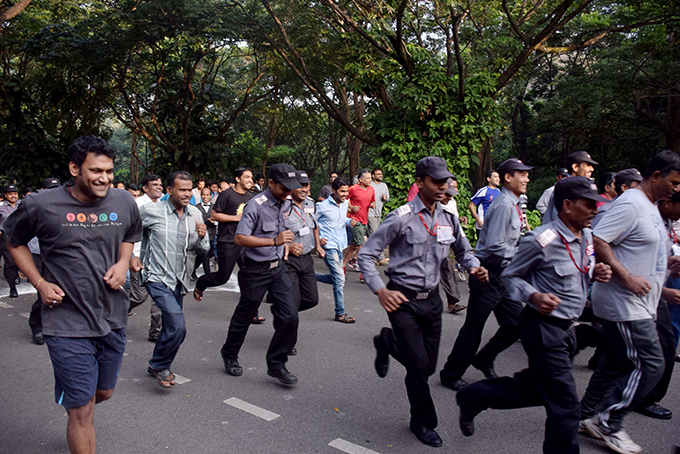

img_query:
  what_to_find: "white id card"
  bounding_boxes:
[437,225,453,242]
[299,226,310,236]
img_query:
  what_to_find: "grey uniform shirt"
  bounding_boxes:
[369,181,390,218]
[475,187,523,268]
[502,218,595,320]
[0,200,19,231]
[284,197,317,255]
[358,195,479,293]
[139,199,209,294]
[235,189,291,262]
[536,185,554,216]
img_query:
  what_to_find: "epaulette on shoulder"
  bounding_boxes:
[254,194,267,205]
[395,204,412,217]
[535,228,557,248]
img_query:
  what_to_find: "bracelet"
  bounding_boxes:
[34,277,44,290]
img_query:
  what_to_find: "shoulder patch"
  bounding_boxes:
[395,204,412,217]
[255,194,267,205]
[535,229,557,248]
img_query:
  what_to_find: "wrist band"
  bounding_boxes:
[34,277,44,290]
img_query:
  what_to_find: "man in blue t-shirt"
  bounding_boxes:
[468,170,500,230]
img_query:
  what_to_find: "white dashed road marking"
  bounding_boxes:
[0,302,14,309]
[223,397,280,421]
[328,438,380,454]
[20,312,30,319]
[173,374,191,384]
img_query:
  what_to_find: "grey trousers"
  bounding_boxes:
[439,257,460,305]
[129,270,162,338]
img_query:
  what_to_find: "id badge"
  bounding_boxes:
[588,256,595,280]
[437,225,453,243]
[672,244,680,256]
[299,226,310,236]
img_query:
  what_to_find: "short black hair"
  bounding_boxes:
[197,177,205,183]
[68,136,116,169]
[642,150,680,179]
[112,179,122,187]
[332,177,350,191]
[486,169,498,179]
[235,166,252,179]
[669,191,680,203]
[255,174,265,181]
[330,171,338,176]
[598,172,616,193]
[23,187,33,195]
[227,178,236,185]
[207,179,218,187]
[372,167,382,174]
[167,171,192,188]
[126,183,139,191]
[141,174,161,190]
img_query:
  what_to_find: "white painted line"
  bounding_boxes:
[328,438,380,454]
[173,374,191,384]
[20,312,30,319]
[0,302,14,309]
[223,397,280,421]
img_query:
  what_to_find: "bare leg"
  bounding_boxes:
[66,397,96,454]
[342,244,358,269]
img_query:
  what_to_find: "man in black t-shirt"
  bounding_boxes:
[5,136,142,454]
[194,166,254,301]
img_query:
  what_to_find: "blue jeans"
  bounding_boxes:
[316,248,346,315]
[146,282,186,371]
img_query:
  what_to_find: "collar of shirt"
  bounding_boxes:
[500,186,520,205]
[553,216,579,244]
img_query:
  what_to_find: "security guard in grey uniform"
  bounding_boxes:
[0,184,21,298]
[358,156,488,448]
[267,170,323,355]
[440,158,532,391]
[221,163,301,385]
[456,177,612,454]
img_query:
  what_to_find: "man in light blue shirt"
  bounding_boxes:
[316,177,357,323]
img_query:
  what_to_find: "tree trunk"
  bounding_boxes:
[130,133,138,184]
[472,139,493,188]
[262,115,279,179]
[666,95,680,154]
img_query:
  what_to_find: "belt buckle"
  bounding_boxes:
[269,260,279,269]
[416,291,429,300]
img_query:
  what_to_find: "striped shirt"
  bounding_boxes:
[139,199,209,293]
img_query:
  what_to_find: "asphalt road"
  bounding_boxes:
[1,259,678,454]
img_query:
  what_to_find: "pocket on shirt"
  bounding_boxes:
[262,221,277,233]
[406,229,428,256]
[555,263,579,292]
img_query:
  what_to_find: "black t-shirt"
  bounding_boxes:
[214,187,253,243]
[4,185,142,337]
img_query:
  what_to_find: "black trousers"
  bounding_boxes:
[221,261,298,370]
[268,253,319,311]
[28,254,43,334]
[457,307,579,454]
[0,233,18,292]
[196,241,242,292]
[639,300,676,407]
[377,283,443,428]
[440,267,523,381]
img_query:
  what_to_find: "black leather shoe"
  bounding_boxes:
[441,376,468,391]
[191,272,198,280]
[409,421,442,447]
[289,347,297,356]
[635,403,672,420]
[224,358,243,376]
[32,332,44,345]
[9,288,18,298]
[373,334,389,378]
[148,335,158,343]
[475,364,498,379]
[267,367,298,385]
[456,391,476,437]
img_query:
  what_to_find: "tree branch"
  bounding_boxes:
[0,0,31,23]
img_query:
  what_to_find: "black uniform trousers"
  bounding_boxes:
[0,232,18,292]
[221,259,298,370]
[377,282,443,429]
[196,241,242,293]
[267,253,319,312]
[440,265,523,381]
[457,307,580,454]
[28,254,44,334]
[638,300,676,407]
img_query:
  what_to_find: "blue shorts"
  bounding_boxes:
[45,329,126,409]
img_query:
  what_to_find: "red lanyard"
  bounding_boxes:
[515,204,526,230]
[669,229,677,244]
[419,213,438,236]
[558,233,589,274]
[291,205,306,226]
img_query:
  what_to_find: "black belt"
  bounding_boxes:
[525,306,576,330]
[387,281,439,301]
[242,257,282,270]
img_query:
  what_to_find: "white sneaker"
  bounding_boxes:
[584,419,642,454]
[579,419,601,439]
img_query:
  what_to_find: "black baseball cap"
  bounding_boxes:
[566,151,598,168]
[556,167,569,177]
[269,163,302,190]
[41,178,61,189]
[554,176,608,211]
[415,156,455,180]
[497,158,533,181]
[295,170,311,185]
[4,184,18,193]
[615,168,643,187]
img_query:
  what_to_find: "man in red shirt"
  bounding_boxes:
[343,169,375,282]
